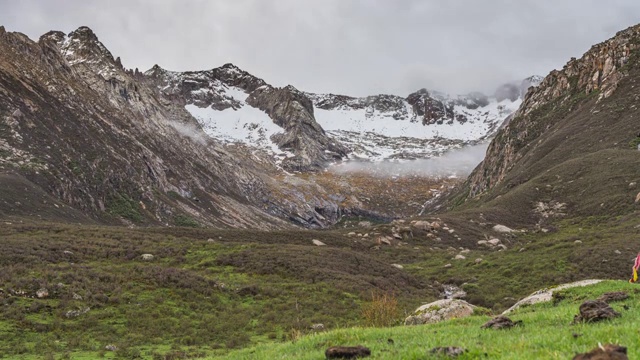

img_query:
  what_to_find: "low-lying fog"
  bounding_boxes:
[329,143,489,178]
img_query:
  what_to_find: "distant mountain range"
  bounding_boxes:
[0,24,542,228]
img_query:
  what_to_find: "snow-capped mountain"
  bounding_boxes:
[306,77,541,160]
[146,61,541,163]
[145,64,348,171]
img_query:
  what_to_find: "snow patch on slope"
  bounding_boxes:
[313,98,520,160]
[184,86,297,165]
[315,99,520,140]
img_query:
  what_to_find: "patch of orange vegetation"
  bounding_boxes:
[300,171,461,218]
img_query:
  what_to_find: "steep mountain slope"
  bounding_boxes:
[0,26,360,228]
[144,64,348,171]
[0,24,541,228]
[145,62,538,163]
[437,24,640,227]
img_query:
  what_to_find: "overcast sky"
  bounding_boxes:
[2,0,640,96]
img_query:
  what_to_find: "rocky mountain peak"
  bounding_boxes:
[465,24,640,199]
[69,26,98,41]
[39,30,66,44]
[38,26,123,80]
[516,24,640,119]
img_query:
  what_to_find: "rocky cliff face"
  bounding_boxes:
[466,24,640,198]
[144,63,348,171]
[246,85,348,170]
[0,26,354,228]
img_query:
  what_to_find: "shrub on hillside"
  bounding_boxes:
[361,291,400,327]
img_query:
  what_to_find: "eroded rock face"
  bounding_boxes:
[467,24,640,198]
[404,299,476,325]
[146,64,348,172]
[246,85,348,171]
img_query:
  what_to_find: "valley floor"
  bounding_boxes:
[0,215,637,359]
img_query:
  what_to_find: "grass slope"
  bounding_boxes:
[0,223,435,359]
[217,281,640,360]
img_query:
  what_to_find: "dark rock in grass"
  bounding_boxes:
[481,315,522,329]
[573,300,620,323]
[572,344,628,360]
[430,347,467,357]
[596,292,628,303]
[325,345,371,359]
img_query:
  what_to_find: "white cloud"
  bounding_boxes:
[2,0,640,95]
[330,143,489,178]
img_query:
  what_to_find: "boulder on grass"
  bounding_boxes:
[404,299,476,325]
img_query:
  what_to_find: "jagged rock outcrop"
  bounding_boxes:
[145,64,348,171]
[144,63,267,110]
[466,25,640,197]
[246,85,348,170]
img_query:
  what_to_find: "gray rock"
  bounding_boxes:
[493,224,514,233]
[36,288,49,299]
[412,220,432,231]
[312,239,326,246]
[430,347,466,357]
[405,299,476,325]
[65,307,90,318]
